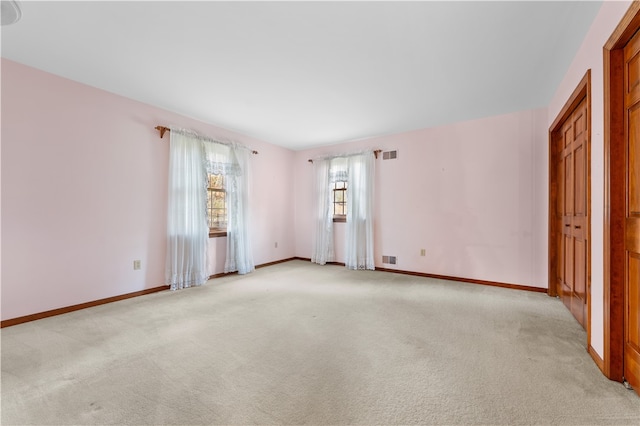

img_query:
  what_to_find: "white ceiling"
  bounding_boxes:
[1,1,603,150]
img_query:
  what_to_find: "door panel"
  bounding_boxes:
[558,100,588,329]
[628,254,639,348]
[563,233,574,301]
[573,239,587,300]
[631,105,640,214]
[626,253,640,388]
[561,120,573,304]
[623,28,640,394]
[575,145,586,216]
[557,151,565,292]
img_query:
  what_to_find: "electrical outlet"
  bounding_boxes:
[420,249,426,256]
[275,242,278,248]
[133,260,141,270]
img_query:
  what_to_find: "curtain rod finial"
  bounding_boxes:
[155,126,169,139]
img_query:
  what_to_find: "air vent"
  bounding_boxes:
[382,255,397,265]
[382,150,398,160]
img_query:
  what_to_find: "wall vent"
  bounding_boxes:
[382,150,398,160]
[382,255,397,265]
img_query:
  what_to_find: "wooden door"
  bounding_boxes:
[623,29,640,394]
[558,99,589,329]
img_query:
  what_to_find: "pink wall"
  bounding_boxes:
[294,108,549,288]
[547,0,632,360]
[3,1,628,337]
[1,58,295,321]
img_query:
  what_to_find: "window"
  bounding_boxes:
[207,174,227,236]
[333,180,347,222]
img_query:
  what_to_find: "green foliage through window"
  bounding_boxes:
[333,181,347,217]
[207,174,226,231]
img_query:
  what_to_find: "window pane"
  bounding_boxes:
[209,174,224,188]
[333,181,347,217]
[208,174,227,230]
[213,191,225,209]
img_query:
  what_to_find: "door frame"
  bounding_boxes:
[603,0,640,382]
[548,70,592,350]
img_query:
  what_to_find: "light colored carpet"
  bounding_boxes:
[1,260,638,425]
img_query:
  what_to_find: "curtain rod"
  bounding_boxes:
[308,149,381,163]
[155,126,258,155]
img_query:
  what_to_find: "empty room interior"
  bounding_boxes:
[2,1,640,425]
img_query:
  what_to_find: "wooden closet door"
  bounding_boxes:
[560,99,588,329]
[623,28,640,394]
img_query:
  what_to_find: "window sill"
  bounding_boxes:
[333,216,346,223]
[209,230,228,238]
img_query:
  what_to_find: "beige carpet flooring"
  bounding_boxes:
[2,260,639,425]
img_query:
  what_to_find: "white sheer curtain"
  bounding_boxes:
[346,152,375,270]
[311,152,375,269]
[201,140,254,274]
[166,127,255,290]
[311,158,334,265]
[224,144,254,274]
[165,129,209,290]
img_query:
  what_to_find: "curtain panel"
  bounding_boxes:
[346,152,375,270]
[224,145,254,274]
[165,130,209,290]
[311,158,335,265]
[202,141,255,275]
[311,151,375,270]
[166,128,254,290]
